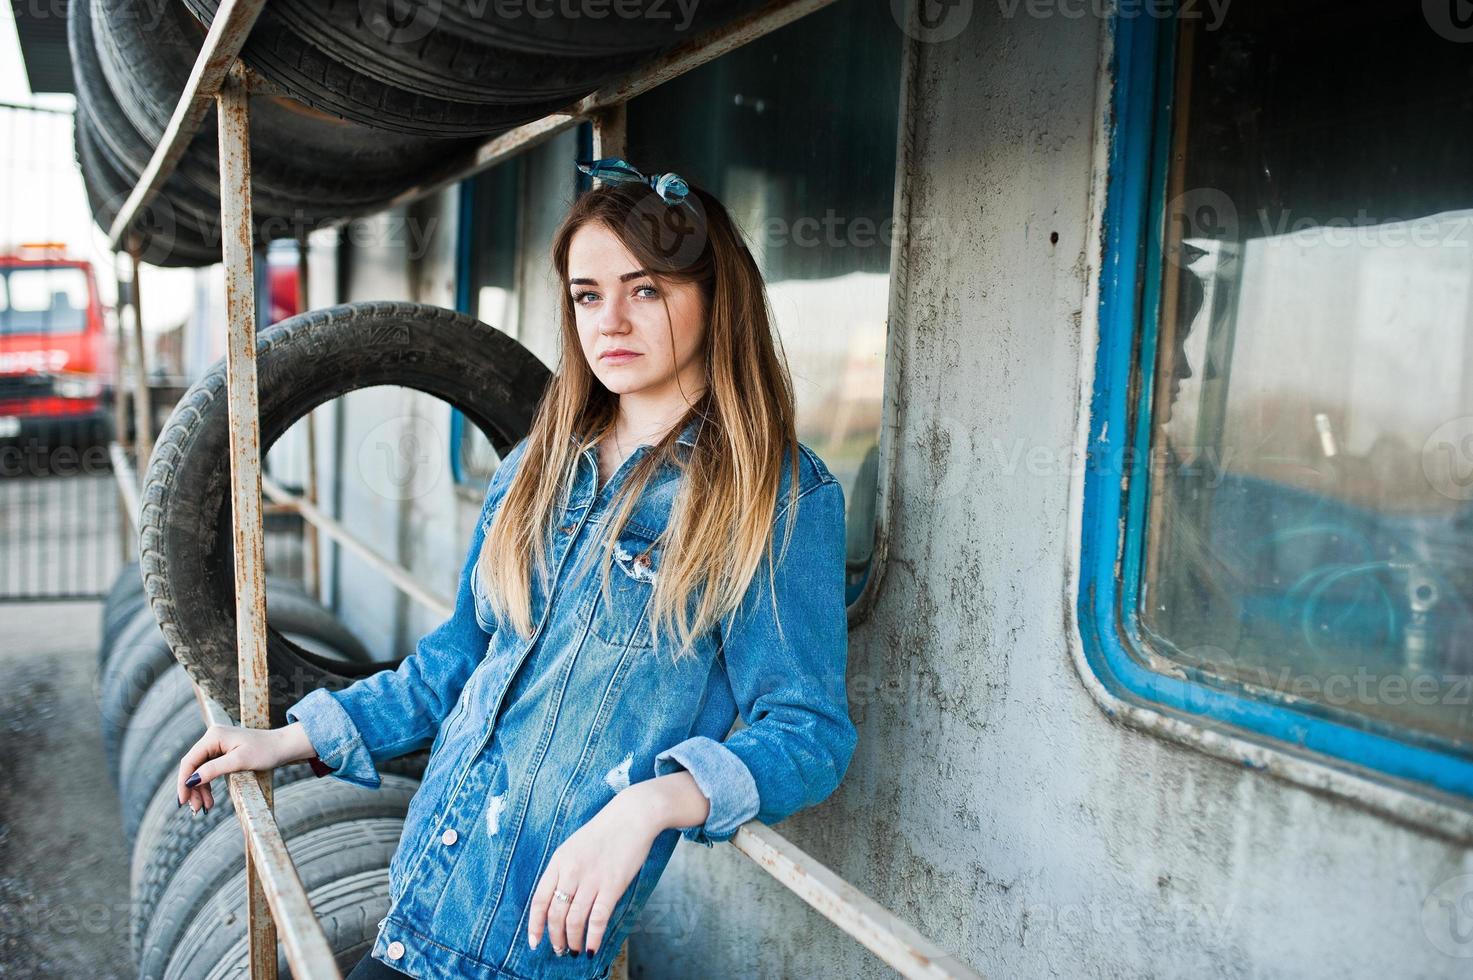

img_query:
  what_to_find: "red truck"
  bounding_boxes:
[0,243,114,445]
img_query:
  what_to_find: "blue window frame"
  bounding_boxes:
[1078,10,1473,798]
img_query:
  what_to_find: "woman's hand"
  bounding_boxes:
[175,721,318,813]
[526,771,710,957]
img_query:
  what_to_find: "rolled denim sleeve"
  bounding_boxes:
[284,437,527,789]
[654,477,857,846]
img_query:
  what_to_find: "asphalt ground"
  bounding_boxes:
[0,598,132,979]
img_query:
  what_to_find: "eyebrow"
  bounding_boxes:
[568,269,651,287]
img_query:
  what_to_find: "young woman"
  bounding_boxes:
[175,158,858,980]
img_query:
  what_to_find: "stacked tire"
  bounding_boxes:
[67,0,775,264]
[177,0,769,137]
[116,302,547,972]
[68,0,478,266]
[97,564,427,976]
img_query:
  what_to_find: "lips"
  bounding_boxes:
[600,350,641,361]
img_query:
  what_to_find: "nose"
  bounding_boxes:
[595,292,632,336]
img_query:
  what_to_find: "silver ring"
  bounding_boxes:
[553,889,571,904]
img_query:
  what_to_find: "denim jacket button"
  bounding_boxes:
[441,828,459,846]
[386,941,405,960]
[559,523,575,534]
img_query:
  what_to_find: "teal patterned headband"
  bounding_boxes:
[575,157,695,213]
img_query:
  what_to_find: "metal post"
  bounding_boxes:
[113,246,134,563]
[216,58,277,980]
[127,245,154,482]
[296,232,322,600]
[590,104,627,159]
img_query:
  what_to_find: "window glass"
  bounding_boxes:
[458,157,525,487]
[1141,3,1473,750]
[1,266,89,335]
[626,0,905,599]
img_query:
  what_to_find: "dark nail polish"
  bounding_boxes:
[185,772,201,788]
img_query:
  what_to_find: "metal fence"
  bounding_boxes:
[0,424,120,600]
[0,422,306,601]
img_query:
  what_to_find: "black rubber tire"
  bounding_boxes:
[101,583,376,786]
[68,0,237,233]
[88,0,475,213]
[175,0,767,136]
[101,590,149,657]
[100,600,161,676]
[72,104,223,268]
[137,775,418,980]
[99,612,177,784]
[162,825,402,980]
[130,761,318,961]
[129,753,427,961]
[140,301,548,726]
[182,0,662,102]
[174,0,575,137]
[101,559,145,641]
[280,871,394,976]
[72,0,351,261]
[117,666,205,844]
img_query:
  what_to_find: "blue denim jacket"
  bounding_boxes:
[284,416,857,979]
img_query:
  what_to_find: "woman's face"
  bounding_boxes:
[567,222,707,403]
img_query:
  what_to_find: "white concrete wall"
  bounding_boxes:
[323,191,493,660]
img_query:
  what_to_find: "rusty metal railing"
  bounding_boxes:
[102,0,983,974]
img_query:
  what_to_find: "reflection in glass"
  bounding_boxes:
[1142,4,1473,750]
[459,158,524,488]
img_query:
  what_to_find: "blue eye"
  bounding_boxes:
[572,285,657,305]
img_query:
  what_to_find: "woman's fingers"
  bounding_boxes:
[563,881,597,953]
[177,725,228,806]
[527,861,557,950]
[528,856,622,956]
[583,893,615,957]
[544,871,577,954]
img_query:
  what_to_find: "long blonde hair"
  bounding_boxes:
[473,178,802,661]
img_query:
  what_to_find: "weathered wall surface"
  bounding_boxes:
[632,7,1472,979]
